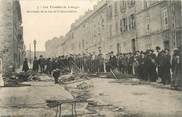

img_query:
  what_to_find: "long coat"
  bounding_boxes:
[109,56,117,70]
[172,55,182,88]
[22,60,29,72]
[33,59,39,71]
[161,54,171,84]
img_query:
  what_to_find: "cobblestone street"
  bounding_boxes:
[0,74,182,117]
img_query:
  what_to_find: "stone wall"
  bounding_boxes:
[0,0,25,74]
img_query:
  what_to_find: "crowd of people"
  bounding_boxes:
[22,46,182,89]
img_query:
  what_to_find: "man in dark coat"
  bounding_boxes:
[144,50,157,82]
[87,54,92,73]
[155,47,163,81]
[138,52,145,80]
[91,53,96,72]
[52,58,57,70]
[52,68,60,84]
[39,55,46,73]
[128,53,133,74]
[117,54,123,73]
[109,51,117,70]
[46,58,52,75]
[33,57,39,72]
[22,58,29,72]
[122,54,128,74]
[98,53,104,72]
[171,48,182,89]
[105,53,110,72]
[68,54,74,73]
[58,56,65,70]
[161,49,171,85]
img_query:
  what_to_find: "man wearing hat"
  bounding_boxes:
[109,51,117,71]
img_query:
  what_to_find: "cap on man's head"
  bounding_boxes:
[165,48,169,51]
[156,46,161,50]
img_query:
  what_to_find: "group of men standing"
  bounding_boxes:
[22,46,182,89]
[30,55,74,74]
[22,55,52,73]
[70,47,172,85]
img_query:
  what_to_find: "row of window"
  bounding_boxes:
[108,0,136,18]
[109,14,136,37]
[109,7,169,37]
[120,14,136,32]
[77,6,170,49]
[145,7,169,33]
[161,7,168,30]
[108,0,163,19]
[143,0,161,9]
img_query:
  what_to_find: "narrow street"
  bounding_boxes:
[0,73,182,117]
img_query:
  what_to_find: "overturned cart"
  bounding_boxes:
[46,99,93,117]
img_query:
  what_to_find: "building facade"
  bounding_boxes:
[62,0,108,55]
[46,0,182,56]
[0,0,25,74]
[135,0,182,52]
[107,0,137,54]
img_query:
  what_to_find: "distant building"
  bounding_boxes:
[45,36,64,57]
[46,0,182,56]
[62,0,108,55]
[0,0,25,74]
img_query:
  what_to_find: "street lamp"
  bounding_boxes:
[29,44,32,63]
[33,40,37,58]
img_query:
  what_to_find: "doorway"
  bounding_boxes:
[164,41,170,49]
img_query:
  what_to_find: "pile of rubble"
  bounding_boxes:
[3,70,41,87]
[58,73,136,116]
[58,73,89,84]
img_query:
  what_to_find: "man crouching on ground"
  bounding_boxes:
[52,68,60,84]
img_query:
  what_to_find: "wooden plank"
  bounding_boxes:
[46,99,94,105]
[110,69,118,80]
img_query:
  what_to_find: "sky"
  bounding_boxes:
[20,0,99,51]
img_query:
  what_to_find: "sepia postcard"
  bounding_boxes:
[0,0,182,116]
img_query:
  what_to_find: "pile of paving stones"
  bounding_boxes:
[3,70,41,87]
